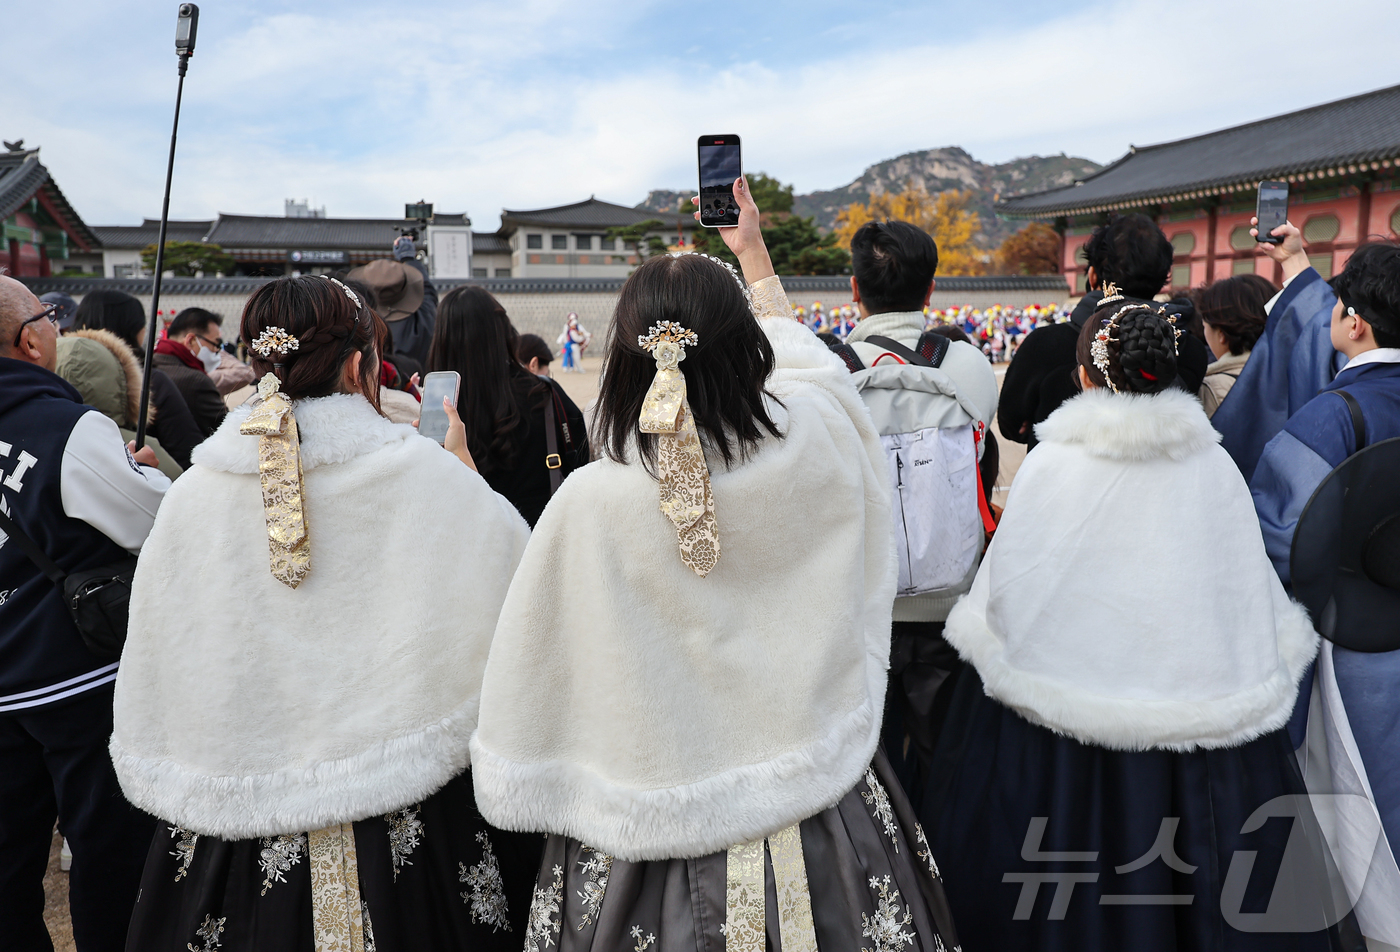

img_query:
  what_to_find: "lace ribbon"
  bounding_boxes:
[308,823,366,952]
[240,374,310,588]
[724,825,817,952]
[639,355,719,577]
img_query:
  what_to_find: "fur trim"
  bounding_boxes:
[944,594,1318,751]
[191,392,416,474]
[1034,387,1220,461]
[110,699,477,839]
[66,328,151,425]
[469,686,882,862]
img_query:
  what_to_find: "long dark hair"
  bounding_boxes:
[595,254,783,473]
[240,276,384,413]
[73,290,147,354]
[427,285,540,474]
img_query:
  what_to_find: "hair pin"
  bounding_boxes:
[667,251,752,304]
[252,326,300,358]
[320,274,362,309]
[1097,281,1126,308]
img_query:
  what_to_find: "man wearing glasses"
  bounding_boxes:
[0,274,170,950]
[152,307,229,437]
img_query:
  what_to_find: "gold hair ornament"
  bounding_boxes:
[240,372,310,587]
[638,320,719,577]
[1096,281,1126,308]
[252,326,300,359]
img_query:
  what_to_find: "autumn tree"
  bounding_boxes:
[833,186,987,276]
[689,173,849,275]
[994,222,1062,275]
[140,241,235,276]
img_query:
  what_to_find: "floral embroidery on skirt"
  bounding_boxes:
[460,831,512,932]
[384,806,423,882]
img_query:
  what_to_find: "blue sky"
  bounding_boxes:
[5,0,1399,231]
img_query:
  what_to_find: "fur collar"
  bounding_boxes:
[65,328,150,426]
[1034,387,1219,461]
[192,392,416,474]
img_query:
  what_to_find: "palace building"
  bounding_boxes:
[1,142,101,277]
[998,84,1400,293]
[493,197,695,278]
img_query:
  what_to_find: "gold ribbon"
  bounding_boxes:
[308,823,366,952]
[240,374,310,588]
[638,339,719,577]
[724,825,817,952]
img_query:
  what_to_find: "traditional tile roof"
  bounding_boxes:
[999,84,1400,218]
[471,233,512,254]
[92,220,215,250]
[0,147,100,251]
[500,197,689,231]
[205,214,418,250]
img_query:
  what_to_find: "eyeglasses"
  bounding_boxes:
[12,303,61,348]
[196,333,224,351]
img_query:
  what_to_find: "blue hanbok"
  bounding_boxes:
[1213,268,1342,482]
[1251,352,1400,945]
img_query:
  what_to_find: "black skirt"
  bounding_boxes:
[519,750,960,952]
[126,769,542,952]
[922,668,1352,952]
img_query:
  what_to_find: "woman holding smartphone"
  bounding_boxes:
[427,286,589,528]
[112,275,540,952]
[471,177,960,952]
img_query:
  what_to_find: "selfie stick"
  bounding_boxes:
[135,4,199,450]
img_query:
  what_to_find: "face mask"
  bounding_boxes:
[198,345,223,374]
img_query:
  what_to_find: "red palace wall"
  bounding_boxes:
[1059,180,1400,296]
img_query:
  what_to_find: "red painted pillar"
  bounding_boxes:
[1358,180,1374,242]
[38,244,51,278]
[7,238,18,276]
[1205,204,1219,284]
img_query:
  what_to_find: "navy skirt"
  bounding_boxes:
[922,667,1356,952]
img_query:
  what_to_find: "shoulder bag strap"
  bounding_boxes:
[543,391,563,496]
[864,334,949,369]
[0,507,67,584]
[826,341,865,374]
[1335,389,1367,453]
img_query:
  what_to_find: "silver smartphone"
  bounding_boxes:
[698,134,742,228]
[417,371,461,444]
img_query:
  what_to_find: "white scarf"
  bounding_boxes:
[945,387,1317,751]
[471,305,897,861]
[112,394,530,838]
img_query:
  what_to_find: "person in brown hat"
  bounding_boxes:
[348,235,437,365]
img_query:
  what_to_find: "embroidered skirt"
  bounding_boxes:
[125,768,542,952]
[922,667,1350,952]
[520,749,960,952]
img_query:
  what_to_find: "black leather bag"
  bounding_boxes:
[0,509,136,660]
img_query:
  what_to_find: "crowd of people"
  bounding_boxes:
[1,171,1398,952]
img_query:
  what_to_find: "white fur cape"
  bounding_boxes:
[470,308,896,861]
[111,393,530,838]
[944,388,1317,752]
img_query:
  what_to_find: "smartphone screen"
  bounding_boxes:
[1256,181,1290,244]
[698,135,742,228]
[418,371,461,444]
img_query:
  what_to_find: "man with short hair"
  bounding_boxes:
[0,274,170,951]
[154,307,228,436]
[838,220,999,802]
[998,212,1208,447]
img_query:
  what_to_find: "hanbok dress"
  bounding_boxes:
[112,392,538,951]
[924,387,1343,951]
[471,276,961,952]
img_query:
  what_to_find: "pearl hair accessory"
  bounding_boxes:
[319,274,362,309]
[667,252,752,305]
[251,326,299,358]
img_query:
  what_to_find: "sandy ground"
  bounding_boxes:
[43,829,76,952]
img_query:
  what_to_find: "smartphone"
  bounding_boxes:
[417,371,461,445]
[698,135,742,228]
[1256,181,1289,244]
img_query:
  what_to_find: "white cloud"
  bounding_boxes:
[8,0,1398,231]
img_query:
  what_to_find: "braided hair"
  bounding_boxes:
[1075,300,1179,395]
[241,275,386,414]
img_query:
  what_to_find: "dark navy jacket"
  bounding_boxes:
[0,358,166,712]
